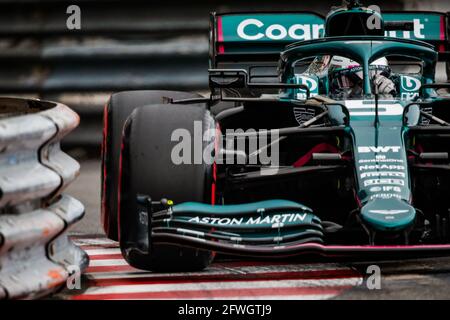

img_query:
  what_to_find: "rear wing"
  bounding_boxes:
[384,11,449,58]
[209,11,449,68]
[210,11,325,67]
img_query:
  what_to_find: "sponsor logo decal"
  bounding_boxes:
[357,150,408,201]
[363,178,405,187]
[188,213,307,226]
[400,75,421,100]
[295,75,319,99]
[359,164,405,171]
[360,171,405,178]
[369,186,402,193]
[222,13,444,43]
[235,18,427,41]
[358,158,404,164]
[236,18,323,41]
[401,76,421,92]
[358,146,401,153]
[384,19,425,39]
[370,193,403,200]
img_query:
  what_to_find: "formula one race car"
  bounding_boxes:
[101,1,450,271]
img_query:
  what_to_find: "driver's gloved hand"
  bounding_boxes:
[373,74,397,96]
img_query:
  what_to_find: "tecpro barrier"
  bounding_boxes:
[0,97,88,299]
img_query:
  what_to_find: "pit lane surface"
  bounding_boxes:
[58,159,450,300]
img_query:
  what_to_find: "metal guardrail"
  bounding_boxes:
[0,0,441,148]
[0,0,349,148]
[0,97,88,299]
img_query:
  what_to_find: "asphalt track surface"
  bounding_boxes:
[58,159,450,300]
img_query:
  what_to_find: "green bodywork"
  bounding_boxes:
[205,10,446,234]
[279,37,439,231]
[173,199,312,215]
[164,200,323,244]
[195,36,438,233]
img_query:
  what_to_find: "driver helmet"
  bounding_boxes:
[329,56,391,96]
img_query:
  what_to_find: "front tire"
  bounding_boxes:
[119,103,215,271]
[101,90,203,240]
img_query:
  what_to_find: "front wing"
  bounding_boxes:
[132,196,450,259]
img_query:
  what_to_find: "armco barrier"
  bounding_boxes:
[0,1,405,148]
[0,97,88,299]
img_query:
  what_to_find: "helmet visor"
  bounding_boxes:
[331,65,391,87]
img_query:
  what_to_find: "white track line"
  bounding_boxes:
[72,238,118,247]
[86,263,352,279]
[84,248,122,256]
[89,259,129,267]
[86,271,157,279]
[81,277,363,295]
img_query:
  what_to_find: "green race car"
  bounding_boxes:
[101,1,450,271]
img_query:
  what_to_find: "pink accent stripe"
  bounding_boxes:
[440,16,446,41]
[217,16,225,54]
[86,265,140,273]
[89,254,123,260]
[326,244,450,249]
[78,238,450,253]
[293,143,339,167]
[214,261,297,267]
[87,270,359,287]
[286,243,450,251]
[217,16,224,42]
[71,286,351,300]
